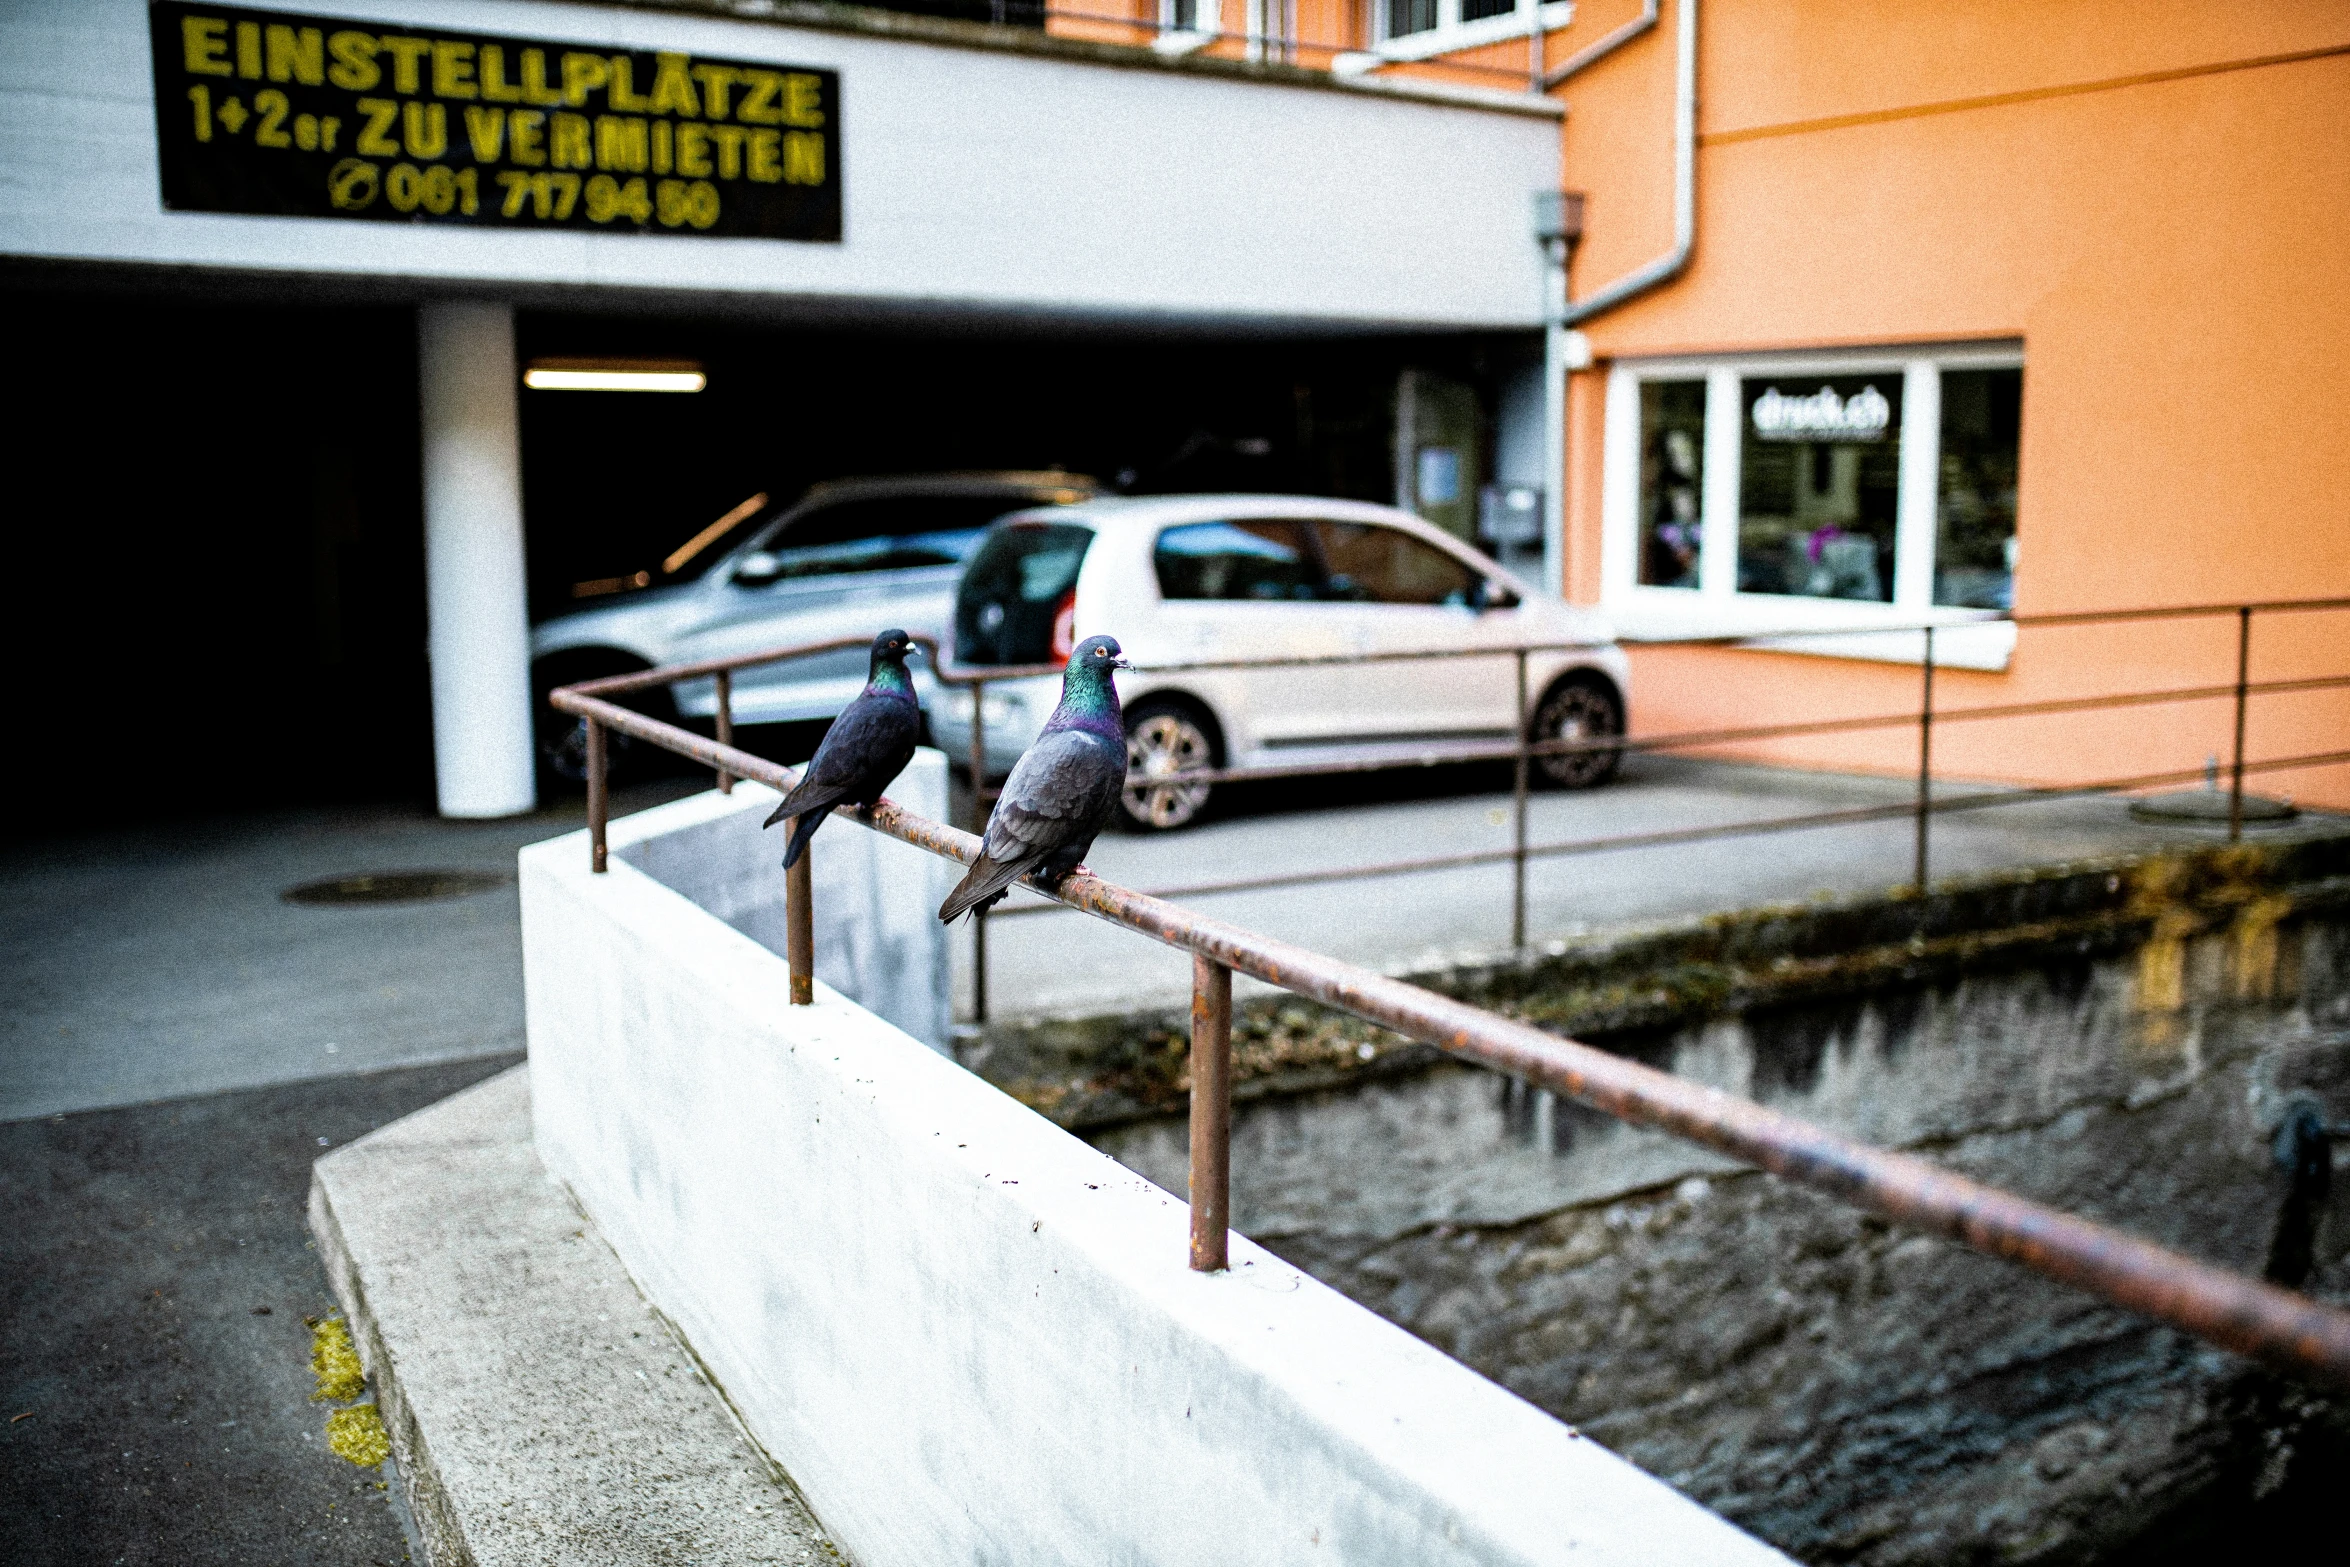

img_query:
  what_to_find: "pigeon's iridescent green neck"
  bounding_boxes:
[867,654,915,700]
[1044,659,1122,738]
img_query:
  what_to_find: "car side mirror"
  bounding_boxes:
[1473,578,1519,612]
[733,551,782,585]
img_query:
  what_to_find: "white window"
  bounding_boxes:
[1160,0,1212,36]
[1601,345,2024,669]
[1348,0,1577,67]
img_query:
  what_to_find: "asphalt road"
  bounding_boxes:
[0,1055,520,1567]
[1,779,698,1124]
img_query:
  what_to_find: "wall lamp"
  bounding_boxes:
[524,357,706,393]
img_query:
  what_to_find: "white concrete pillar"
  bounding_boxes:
[419,301,537,818]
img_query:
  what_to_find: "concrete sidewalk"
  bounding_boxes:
[310,1065,839,1566]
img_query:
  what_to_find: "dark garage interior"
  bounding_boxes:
[8,287,1525,824]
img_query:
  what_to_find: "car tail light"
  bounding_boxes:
[1050,590,1077,662]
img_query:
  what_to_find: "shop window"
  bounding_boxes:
[1935,368,2022,610]
[1736,375,1901,602]
[1602,349,2025,663]
[1387,0,1439,35]
[1637,379,1705,589]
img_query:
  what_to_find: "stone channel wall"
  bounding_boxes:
[960,832,2350,1565]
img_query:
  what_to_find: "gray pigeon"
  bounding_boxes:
[938,635,1130,923]
[762,630,922,869]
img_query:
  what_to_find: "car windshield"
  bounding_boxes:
[955,521,1095,665]
[736,494,1030,585]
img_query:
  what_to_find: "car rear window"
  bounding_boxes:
[955,521,1095,665]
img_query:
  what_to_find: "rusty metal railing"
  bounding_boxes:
[558,600,2350,1026]
[551,602,2350,1392]
[965,603,2350,1010]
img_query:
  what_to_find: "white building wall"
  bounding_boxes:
[1,0,1560,330]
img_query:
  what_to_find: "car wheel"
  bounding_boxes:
[1530,675,1624,789]
[1120,699,1218,831]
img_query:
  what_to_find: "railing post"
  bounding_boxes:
[586,716,609,875]
[786,841,814,1005]
[1188,953,1233,1273]
[968,677,989,1026]
[1512,647,1531,950]
[2229,605,2251,842]
[714,669,734,795]
[1913,626,1934,896]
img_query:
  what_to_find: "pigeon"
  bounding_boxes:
[938,635,1131,923]
[761,629,922,869]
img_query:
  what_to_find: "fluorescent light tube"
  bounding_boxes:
[523,358,705,393]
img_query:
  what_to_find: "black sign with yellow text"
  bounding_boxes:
[148,2,841,240]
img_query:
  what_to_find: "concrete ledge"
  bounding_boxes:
[309,1066,841,1566]
[523,809,1789,1566]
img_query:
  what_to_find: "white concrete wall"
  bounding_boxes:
[521,799,1789,1567]
[608,753,953,1050]
[2,0,1559,330]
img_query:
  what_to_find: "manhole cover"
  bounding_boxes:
[2127,789,2298,825]
[281,870,509,906]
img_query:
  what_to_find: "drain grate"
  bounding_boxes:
[281,870,509,906]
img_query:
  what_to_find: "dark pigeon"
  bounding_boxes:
[938,635,1130,923]
[762,629,922,869]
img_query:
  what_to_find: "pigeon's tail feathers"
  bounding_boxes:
[938,850,1033,924]
[762,775,848,831]
[780,804,835,871]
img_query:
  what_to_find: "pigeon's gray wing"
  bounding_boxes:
[763,693,918,828]
[939,729,1124,922]
[982,729,1123,862]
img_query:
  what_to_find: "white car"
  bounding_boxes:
[929,494,1631,830]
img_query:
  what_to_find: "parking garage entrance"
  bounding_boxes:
[9,286,1536,826]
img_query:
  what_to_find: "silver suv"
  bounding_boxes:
[531,472,1095,779]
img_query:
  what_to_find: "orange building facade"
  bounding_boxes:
[1548,1,2350,811]
[1060,0,2350,812]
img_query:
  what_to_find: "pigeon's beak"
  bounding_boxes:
[1109,657,1132,670]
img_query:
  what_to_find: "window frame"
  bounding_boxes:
[1355,0,1577,66]
[1601,343,2025,670]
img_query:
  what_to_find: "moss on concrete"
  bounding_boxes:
[326,1403,391,1469]
[309,1316,366,1404]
